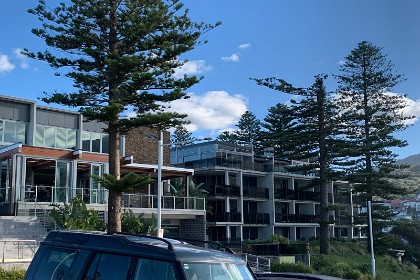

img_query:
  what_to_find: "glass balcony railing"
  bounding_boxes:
[243,213,270,224]
[243,187,269,199]
[207,212,242,223]
[274,213,318,223]
[122,193,205,211]
[274,189,323,202]
[206,184,240,197]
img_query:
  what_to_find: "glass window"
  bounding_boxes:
[82,132,90,151]
[134,258,176,280]
[33,248,78,280]
[35,125,44,147]
[44,127,55,148]
[67,130,77,149]
[183,263,254,280]
[56,128,67,149]
[101,134,109,154]
[0,121,3,141]
[91,133,101,153]
[85,252,131,280]
[16,123,27,144]
[3,121,15,143]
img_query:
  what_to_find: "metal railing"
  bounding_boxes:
[243,253,271,272]
[1,240,38,262]
[122,193,206,211]
[18,200,61,231]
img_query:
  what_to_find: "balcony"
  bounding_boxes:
[122,193,205,211]
[274,189,321,202]
[275,213,318,223]
[243,213,270,224]
[243,187,269,200]
[206,184,240,197]
[207,212,242,223]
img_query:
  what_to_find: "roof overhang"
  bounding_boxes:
[123,163,194,179]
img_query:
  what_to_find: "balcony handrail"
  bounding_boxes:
[122,193,206,211]
[1,239,38,262]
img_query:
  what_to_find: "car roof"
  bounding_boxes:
[43,230,245,264]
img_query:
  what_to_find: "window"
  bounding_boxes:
[82,131,109,154]
[183,263,254,280]
[1,120,27,144]
[35,125,77,149]
[33,248,78,280]
[134,258,176,280]
[85,252,132,280]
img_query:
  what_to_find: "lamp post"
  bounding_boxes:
[368,201,376,278]
[157,131,164,237]
[153,132,212,238]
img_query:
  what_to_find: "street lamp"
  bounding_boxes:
[368,201,376,278]
[151,132,212,238]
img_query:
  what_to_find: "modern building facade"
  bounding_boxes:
[0,95,205,239]
[171,141,359,242]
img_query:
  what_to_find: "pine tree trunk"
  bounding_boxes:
[106,0,122,233]
[107,124,121,232]
[317,78,330,254]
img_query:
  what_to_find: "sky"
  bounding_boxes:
[1,0,420,159]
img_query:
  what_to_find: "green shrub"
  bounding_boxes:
[268,235,289,244]
[270,261,314,273]
[49,196,106,231]
[121,209,143,233]
[0,269,26,280]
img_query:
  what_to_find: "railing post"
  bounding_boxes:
[2,241,4,263]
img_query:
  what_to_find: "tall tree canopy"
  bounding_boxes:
[236,111,262,149]
[26,0,219,231]
[253,75,336,254]
[217,111,262,154]
[334,41,412,202]
[171,125,195,145]
[260,103,296,159]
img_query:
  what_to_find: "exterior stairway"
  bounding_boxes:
[0,216,48,263]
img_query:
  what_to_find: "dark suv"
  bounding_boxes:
[24,230,257,280]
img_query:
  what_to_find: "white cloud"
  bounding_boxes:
[13,48,29,69]
[221,53,240,62]
[173,60,213,79]
[238,43,251,50]
[0,54,15,73]
[166,91,247,133]
[396,94,420,125]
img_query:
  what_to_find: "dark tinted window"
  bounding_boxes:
[33,247,77,280]
[134,258,176,280]
[85,252,132,280]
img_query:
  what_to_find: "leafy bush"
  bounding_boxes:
[0,269,26,280]
[121,209,143,233]
[268,235,289,244]
[270,261,314,273]
[49,196,106,231]
[121,210,157,236]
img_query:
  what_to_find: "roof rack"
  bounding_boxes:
[177,239,236,255]
[107,231,175,251]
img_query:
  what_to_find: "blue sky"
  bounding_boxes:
[1,0,420,159]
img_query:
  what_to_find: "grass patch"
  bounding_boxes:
[0,269,25,280]
[310,240,419,280]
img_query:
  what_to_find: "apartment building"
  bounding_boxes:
[171,141,358,242]
[0,95,205,239]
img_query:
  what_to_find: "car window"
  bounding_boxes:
[133,258,176,280]
[32,247,78,280]
[85,252,132,280]
[183,263,255,280]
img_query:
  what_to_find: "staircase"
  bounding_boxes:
[0,216,48,262]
